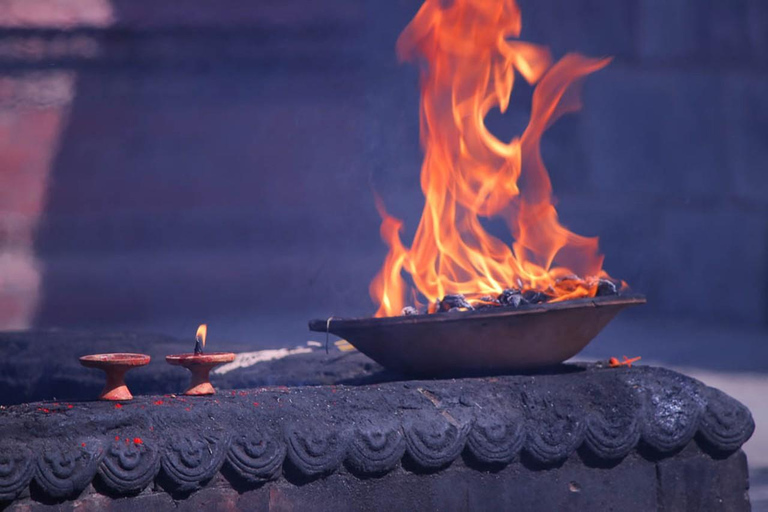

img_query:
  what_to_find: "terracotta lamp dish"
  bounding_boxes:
[310,295,646,376]
[79,353,151,400]
[166,352,235,396]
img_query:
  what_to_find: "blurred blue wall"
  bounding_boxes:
[0,0,765,343]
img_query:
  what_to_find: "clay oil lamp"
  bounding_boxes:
[79,353,151,400]
[166,324,235,396]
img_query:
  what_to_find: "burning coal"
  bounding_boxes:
[371,0,625,317]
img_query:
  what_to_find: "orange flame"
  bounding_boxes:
[196,324,207,348]
[371,0,613,317]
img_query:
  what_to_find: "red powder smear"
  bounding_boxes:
[331,389,337,394]
[52,402,59,406]
[133,438,142,445]
[81,442,86,447]
[154,400,164,406]
[67,404,74,409]
[115,436,120,441]
[184,407,191,412]
[114,404,123,409]
[231,391,236,396]
[239,391,247,396]
[125,439,130,445]
[38,408,50,413]
[252,402,259,407]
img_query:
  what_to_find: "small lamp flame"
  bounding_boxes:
[194,324,207,355]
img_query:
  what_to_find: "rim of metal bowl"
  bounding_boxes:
[309,294,646,332]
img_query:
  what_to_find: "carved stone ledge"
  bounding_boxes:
[0,364,754,510]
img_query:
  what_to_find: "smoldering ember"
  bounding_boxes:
[0,0,763,511]
[366,0,621,320]
[404,276,622,316]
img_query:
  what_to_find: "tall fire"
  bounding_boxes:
[371,0,624,317]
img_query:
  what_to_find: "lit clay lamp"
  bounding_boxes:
[166,324,235,396]
[79,353,151,400]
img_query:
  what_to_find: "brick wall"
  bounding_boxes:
[0,0,765,337]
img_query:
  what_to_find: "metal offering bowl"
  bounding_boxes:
[309,295,646,375]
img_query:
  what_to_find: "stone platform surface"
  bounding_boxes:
[0,363,755,511]
[0,330,384,406]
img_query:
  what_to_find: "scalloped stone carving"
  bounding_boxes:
[637,374,704,452]
[286,423,349,476]
[98,436,160,493]
[466,408,525,465]
[0,365,756,504]
[0,443,35,501]
[226,430,285,483]
[346,416,405,474]
[698,386,755,452]
[403,410,469,469]
[522,390,585,465]
[35,440,104,498]
[161,433,229,492]
[584,383,641,460]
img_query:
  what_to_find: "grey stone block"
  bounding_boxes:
[656,447,750,512]
[750,0,768,63]
[637,0,707,61]
[555,198,664,304]
[581,67,726,198]
[655,209,768,323]
[724,73,768,204]
[3,0,765,334]
[541,115,593,196]
[558,202,768,325]
[363,70,424,224]
[516,0,636,59]
[639,0,760,64]
[709,0,753,62]
[34,246,383,328]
